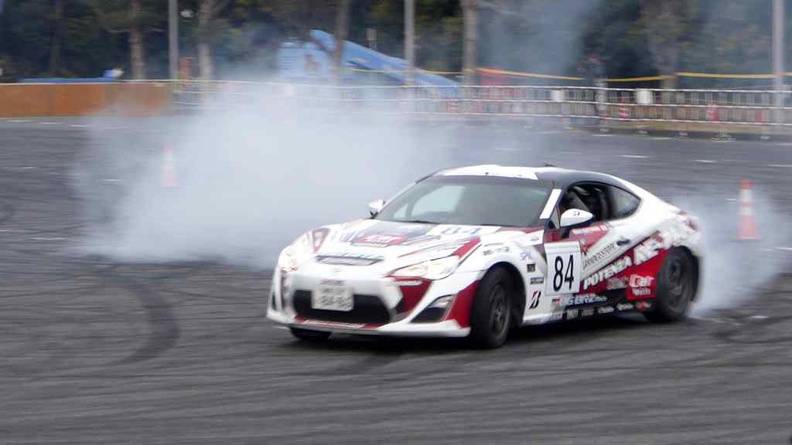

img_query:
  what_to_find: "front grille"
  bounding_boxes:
[292,290,391,325]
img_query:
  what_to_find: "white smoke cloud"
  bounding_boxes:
[672,186,792,315]
[74,86,456,268]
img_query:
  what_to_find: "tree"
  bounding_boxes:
[48,0,63,75]
[640,0,696,89]
[88,0,165,80]
[461,0,477,85]
[197,0,232,80]
[333,0,350,83]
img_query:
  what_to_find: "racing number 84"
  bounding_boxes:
[553,255,575,292]
[544,242,582,296]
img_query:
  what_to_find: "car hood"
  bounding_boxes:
[296,219,528,270]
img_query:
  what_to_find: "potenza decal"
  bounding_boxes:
[545,241,582,295]
[582,254,633,290]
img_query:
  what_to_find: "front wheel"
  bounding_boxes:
[644,249,696,323]
[289,327,331,342]
[469,267,513,349]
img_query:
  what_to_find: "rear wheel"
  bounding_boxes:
[644,249,696,323]
[469,268,513,349]
[289,327,331,342]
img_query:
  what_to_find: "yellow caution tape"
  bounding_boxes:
[676,71,777,79]
[477,67,583,81]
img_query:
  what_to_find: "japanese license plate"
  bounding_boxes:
[312,284,353,311]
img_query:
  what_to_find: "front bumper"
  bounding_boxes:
[267,309,470,337]
[266,266,480,338]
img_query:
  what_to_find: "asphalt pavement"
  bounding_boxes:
[1,117,791,444]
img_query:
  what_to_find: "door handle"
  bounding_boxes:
[616,238,631,246]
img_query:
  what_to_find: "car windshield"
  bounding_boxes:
[375,175,554,227]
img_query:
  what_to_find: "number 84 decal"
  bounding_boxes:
[544,241,582,296]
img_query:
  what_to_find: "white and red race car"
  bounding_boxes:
[267,165,702,348]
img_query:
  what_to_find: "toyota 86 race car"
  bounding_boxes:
[267,165,703,348]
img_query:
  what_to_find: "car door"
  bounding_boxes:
[540,182,638,316]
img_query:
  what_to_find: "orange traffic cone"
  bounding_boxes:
[737,180,759,240]
[161,144,179,188]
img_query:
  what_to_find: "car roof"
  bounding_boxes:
[434,164,623,189]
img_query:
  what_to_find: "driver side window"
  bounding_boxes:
[559,183,610,222]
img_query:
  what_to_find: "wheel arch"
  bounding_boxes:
[674,246,700,301]
[488,261,526,327]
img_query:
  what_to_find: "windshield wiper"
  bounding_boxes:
[393,219,439,225]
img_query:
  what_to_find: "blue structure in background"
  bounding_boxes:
[277,29,459,91]
[20,69,124,84]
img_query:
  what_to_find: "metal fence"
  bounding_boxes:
[173,81,792,131]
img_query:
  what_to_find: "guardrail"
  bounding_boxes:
[173,81,792,134]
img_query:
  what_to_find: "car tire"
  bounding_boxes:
[644,248,696,323]
[469,267,513,349]
[289,327,331,342]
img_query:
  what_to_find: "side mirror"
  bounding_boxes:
[560,208,594,229]
[368,199,386,217]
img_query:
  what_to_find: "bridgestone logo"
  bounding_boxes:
[582,255,633,289]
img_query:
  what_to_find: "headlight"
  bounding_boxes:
[277,246,299,272]
[391,256,460,280]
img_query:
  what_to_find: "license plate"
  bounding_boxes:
[312,284,353,311]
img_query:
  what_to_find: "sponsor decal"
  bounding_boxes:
[400,235,442,246]
[353,233,408,247]
[566,309,579,320]
[560,293,608,306]
[607,276,628,290]
[529,291,542,309]
[548,312,564,322]
[316,252,384,266]
[629,275,655,288]
[552,297,561,308]
[629,275,655,298]
[634,223,697,266]
[583,242,618,269]
[530,277,544,285]
[581,308,595,317]
[520,251,533,261]
[597,306,615,314]
[616,302,634,311]
[394,280,424,287]
[636,301,653,311]
[582,255,633,289]
[572,224,608,235]
[526,264,536,273]
[482,244,510,256]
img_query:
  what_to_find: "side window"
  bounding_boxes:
[609,186,641,219]
[560,183,610,222]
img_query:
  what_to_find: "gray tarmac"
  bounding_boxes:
[1,117,792,444]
